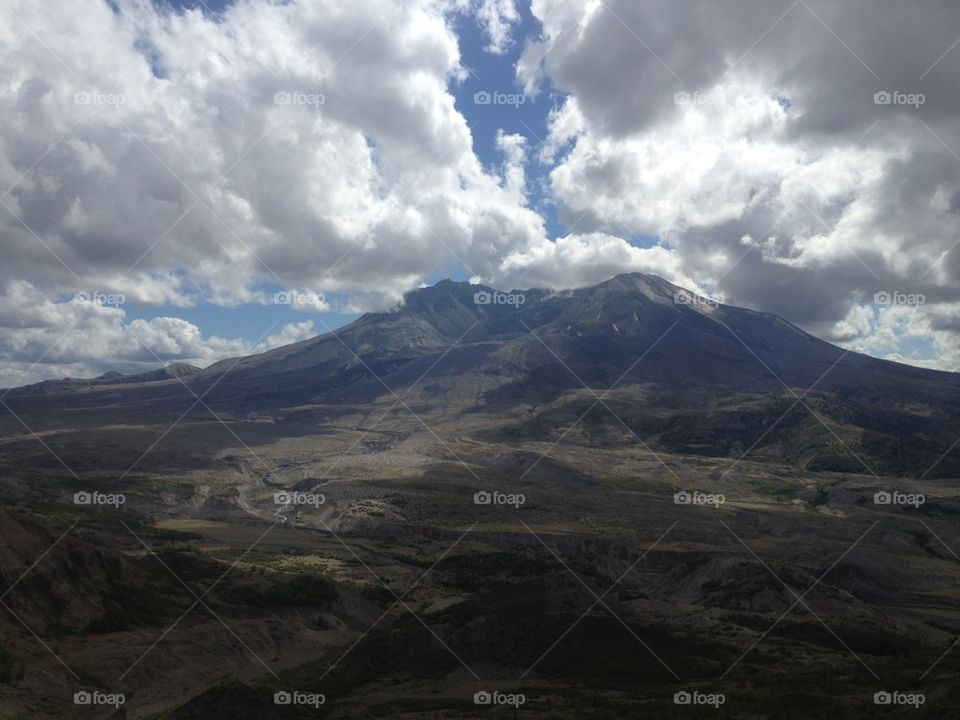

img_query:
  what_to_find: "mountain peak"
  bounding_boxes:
[404,272,691,311]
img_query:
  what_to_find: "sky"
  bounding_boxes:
[2,0,960,386]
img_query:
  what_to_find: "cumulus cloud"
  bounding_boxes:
[517,0,960,369]
[473,0,520,54]
[495,232,696,292]
[0,0,544,309]
[0,281,315,388]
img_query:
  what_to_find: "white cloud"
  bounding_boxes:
[473,0,520,54]
[0,281,315,387]
[495,232,695,291]
[0,0,544,310]
[838,301,960,372]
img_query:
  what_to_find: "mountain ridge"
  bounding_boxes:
[5,273,955,394]
[3,273,959,477]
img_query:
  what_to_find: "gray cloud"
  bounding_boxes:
[512,0,960,369]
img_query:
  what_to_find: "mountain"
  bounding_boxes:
[4,362,202,396]
[4,273,960,477]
